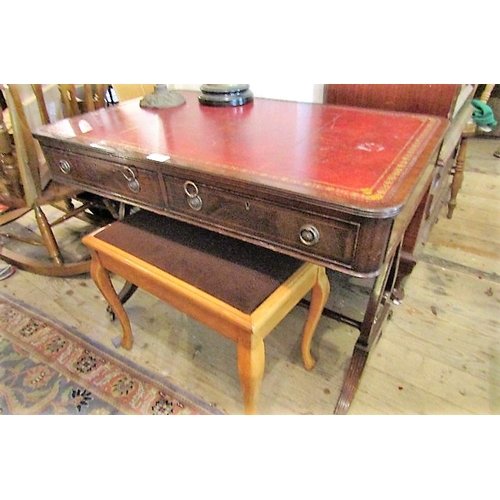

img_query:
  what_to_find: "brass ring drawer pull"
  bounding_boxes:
[187,196,203,211]
[299,224,320,246]
[58,159,72,174]
[183,180,199,198]
[183,181,203,211]
[122,167,141,193]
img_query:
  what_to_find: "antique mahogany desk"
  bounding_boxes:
[34,91,448,414]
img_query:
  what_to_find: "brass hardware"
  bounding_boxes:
[122,166,136,182]
[183,181,202,211]
[58,159,72,174]
[183,180,199,198]
[122,166,140,193]
[187,196,203,211]
[299,224,320,246]
[128,178,141,193]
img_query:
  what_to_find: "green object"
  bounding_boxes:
[471,99,498,128]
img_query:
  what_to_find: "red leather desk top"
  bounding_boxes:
[35,91,447,216]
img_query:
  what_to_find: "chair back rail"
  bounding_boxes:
[2,84,42,202]
[30,84,51,125]
[59,84,107,117]
[0,83,98,276]
[323,84,462,118]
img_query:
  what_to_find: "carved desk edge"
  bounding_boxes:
[33,96,448,280]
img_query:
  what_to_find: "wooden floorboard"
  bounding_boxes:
[1,136,499,414]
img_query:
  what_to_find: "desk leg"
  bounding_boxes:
[89,251,134,350]
[334,244,401,414]
[237,334,265,415]
[447,136,467,219]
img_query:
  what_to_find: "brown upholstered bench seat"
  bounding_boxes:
[83,210,330,414]
[94,210,307,314]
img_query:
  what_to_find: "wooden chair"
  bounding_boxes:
[323,84,475,221]
[57,84,108,117]
[323,84,462,117]
[0,84,106,276]
[83,210,330,414]
[445,84,495,217]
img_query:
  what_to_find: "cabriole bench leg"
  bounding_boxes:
[89,251,134,350]
[301,268,330,371]
[237,334,265,415]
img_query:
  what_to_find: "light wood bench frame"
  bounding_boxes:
[83,216,330,414]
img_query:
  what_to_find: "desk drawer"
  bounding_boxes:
[163,175,359,267]
[44,149,165,209]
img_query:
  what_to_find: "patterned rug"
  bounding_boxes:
[0,293,222,415]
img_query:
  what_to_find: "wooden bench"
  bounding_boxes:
[82,210,330,414]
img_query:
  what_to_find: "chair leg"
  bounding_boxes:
[301,267,330,371]
[33,204,64,266]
